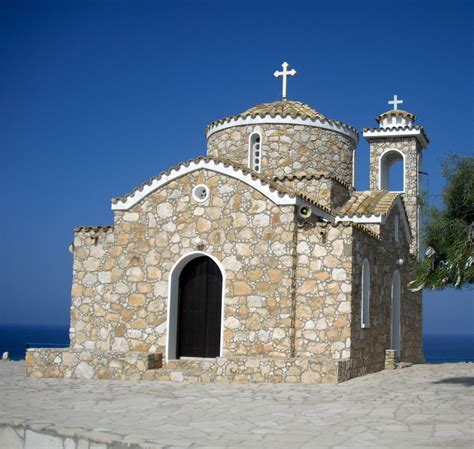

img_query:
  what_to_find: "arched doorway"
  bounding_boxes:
[176,256,223,358]
[380,149,405,191]
[391,270,401,357]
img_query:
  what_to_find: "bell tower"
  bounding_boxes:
[363,95,429,255]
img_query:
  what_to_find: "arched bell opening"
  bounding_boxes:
[380,149,405,192]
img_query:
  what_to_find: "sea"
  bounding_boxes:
[0,324,473,363]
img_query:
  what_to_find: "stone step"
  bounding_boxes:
[152,367,218,383]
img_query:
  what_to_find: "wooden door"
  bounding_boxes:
[177,256,222,358]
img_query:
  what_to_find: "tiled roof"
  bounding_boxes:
[206,100,357,136]
[242,101,326,120]
[376,109,416,123]
[273,172,352,190]
[111,156,332,215]
[74,226,114,233]
[317,221,381,241]
[335,190,401,217]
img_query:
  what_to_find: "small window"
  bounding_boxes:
[192,184,209,202]
[361,259,370,328]
[249,132,262,173]
[394,215,400,243]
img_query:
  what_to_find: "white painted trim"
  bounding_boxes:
[378,148,406,192]
[207,114,358,143]
[352,148,356,188]
[363,127,428,148]
[335,215,384,224]
[248,131,262,172]
[165,251,226,362]
[111,159,334,222]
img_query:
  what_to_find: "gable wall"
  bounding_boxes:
[70,169,298,359]
[349,208,423,379]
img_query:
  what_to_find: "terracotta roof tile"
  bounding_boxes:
[74,226,114,233]
[273,172,352,190]
[376,109,416,123]
[335,191,400,217]
[206,100,357,136]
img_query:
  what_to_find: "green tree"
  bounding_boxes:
[411,155,474,290]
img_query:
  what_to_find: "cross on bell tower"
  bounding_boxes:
[388,94,404,110]
[274,62,296,101]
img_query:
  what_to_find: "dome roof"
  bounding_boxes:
[241,100,326,120]
[206,100,357,141]
[376,109,416,124]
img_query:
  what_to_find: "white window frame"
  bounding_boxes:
[248,132,262,173]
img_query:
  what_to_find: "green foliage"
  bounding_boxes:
[412,155,474,290]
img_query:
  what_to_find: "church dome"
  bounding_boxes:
[233,100,326,121]
[376,109,416,128]
[205,99,357,186]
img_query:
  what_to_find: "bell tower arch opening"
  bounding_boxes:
[379,149,405,192]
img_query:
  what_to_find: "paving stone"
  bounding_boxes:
[1,361,473,449]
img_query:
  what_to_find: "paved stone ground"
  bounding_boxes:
[0,361,473,449]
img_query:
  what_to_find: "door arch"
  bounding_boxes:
[391,270,401,357]
[166,252,224,360]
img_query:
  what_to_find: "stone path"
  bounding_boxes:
[0,361,473,448]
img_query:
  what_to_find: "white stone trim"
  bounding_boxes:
[111,159,334,221]
[379,148,406,192]
[166,251,226,362]
[363,127,428,149]
[207,115,358,143]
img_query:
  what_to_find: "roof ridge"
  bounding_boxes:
[111,156,299,206]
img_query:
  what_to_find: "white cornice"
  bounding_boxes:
[111,159,334,222]
[206,115,358,143]
[362,127,428,149]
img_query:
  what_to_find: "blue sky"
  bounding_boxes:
[1,0,472,334]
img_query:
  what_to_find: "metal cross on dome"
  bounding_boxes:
[388,94,404,111]
[274,61,296,101]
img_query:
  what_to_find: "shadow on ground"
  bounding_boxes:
[433,377,474,387]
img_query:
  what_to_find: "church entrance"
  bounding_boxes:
[176,256,222,358]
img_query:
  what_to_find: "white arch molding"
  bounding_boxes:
[379,148,405,192]
[165,251,226,362]
[391,270,401,357]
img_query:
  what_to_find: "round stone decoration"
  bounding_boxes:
[192,184,210,202]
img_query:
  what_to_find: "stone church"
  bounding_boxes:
[27,63,427,384]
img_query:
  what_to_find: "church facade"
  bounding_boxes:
[26,65,427,384]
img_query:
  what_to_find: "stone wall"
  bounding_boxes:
[26,348,162,381]
[69,169,297,360]
[274,175,351,209]
[207,124,355,186]
[294,223,353,376]
[348,207,424,380]
[369,136,422,255]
